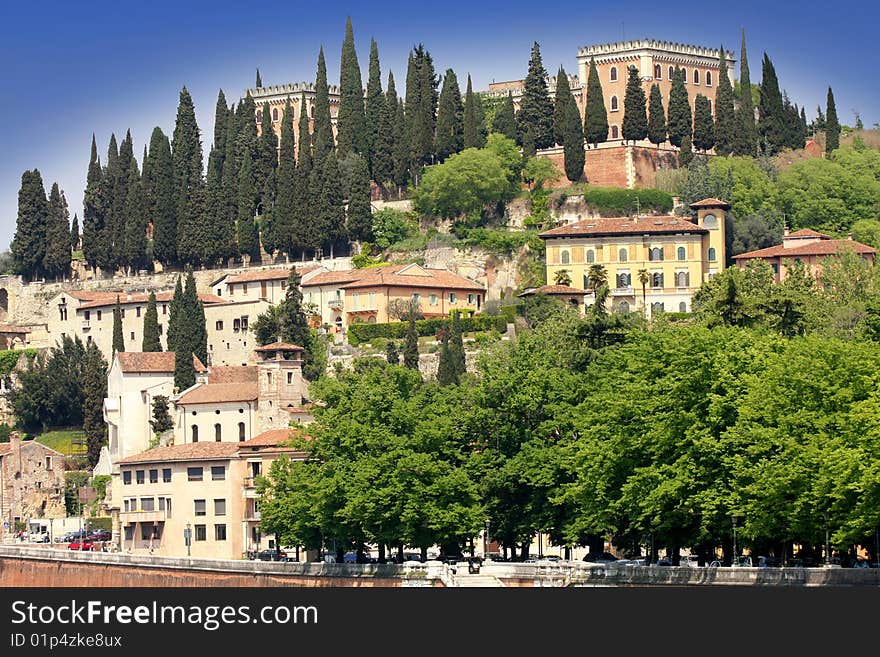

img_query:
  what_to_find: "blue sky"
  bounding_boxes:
[1,0,877,250]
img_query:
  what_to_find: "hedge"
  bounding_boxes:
[348,314,509,346]
[562,187,674,216]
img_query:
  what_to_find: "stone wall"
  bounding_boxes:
[538,144,681,190]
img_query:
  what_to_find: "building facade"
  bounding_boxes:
[540,198,728,316]
[246,83,340,157]
[0,432,66,539]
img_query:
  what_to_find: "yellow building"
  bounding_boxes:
[539,198,728,316]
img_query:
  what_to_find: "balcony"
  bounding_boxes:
[245,511,262,522]
[120,510,166,524]
[328,298,344,310]
[612,286,635,297]
[81,320,90,331]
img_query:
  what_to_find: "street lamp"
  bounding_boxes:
[483,518,490,558]
[184,523,192,557]
[732,515,737,565]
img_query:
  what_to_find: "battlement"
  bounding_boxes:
[578,39,734,63]
[243,82,341,103]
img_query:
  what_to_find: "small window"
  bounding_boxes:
[610,95,619,112]
[140,524,153,541]
[214,499,226,516]
[130,331,135,341]
[123,471,131,485]
[256,110,262,123]
[651,302,665,314]
[693,69,700,85]
[649,247,664,262]
[45,457,52,470]
[679,302,688,313]
[616,272,632,287]
[149,469,158,483]
[654,64,662,80]
[194,525,206,541]
[682,68,688,83]
[162,468,171,483]
[187,467,203,482]
[242,283,248,294]
[120,308,125,319]
[412,293,421,304]
[677,246,686,261]
[272,107,279,122]
[651,272,664,288]
[215,524,227,541]
[211,466,225,481]
[586,250,595,264]
[708,247,717,262]
[449,292,457,304]
[124,499,130,512]
[140,497,155,512]
[97,310,102,321]
[238,422,246,442]
[618,248,627,263]
[124,526,134,541]
[668,66,674,80]
[281,280,286,289]
[136,470,144,484]
[241,316,249,331]
[228,285,234,296]
[611,125,619,139]
[429,294,438,306]
[233,318,241,332]
[610,66,618,82]
[675,271,690,287]
[703,214,718,229]
[84,310,90,321]
[216,320,223,331]
[191,425,199,442]
[214,423,222,442]
[162,304,167,315]
[136,306,142,318]
[194,499,206,516]
[706,71,712,86]
[561,250,570,265]
[467,294,475,305]
[267,372,272,385]
[287,372,293,384]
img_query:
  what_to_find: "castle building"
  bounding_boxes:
[539,198,728,316]
[245,83,340,156]
[0,432,66,540]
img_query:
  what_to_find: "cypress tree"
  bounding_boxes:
[622,65,648,142]
[583,58,608,145]
[71,213,79,253]
[815,105,826,132]
[404,50,420,169]
[166,275,184,355]
[183,270,207,367]
[693,94,716,152]
[257,101,278,211]
[757,53,785,155]
[463,74,484,149]
[313,47,335,164]
[437,329,456,386]
[122,168,149,271]
[435,68,464,161]
[521,127,537,166]
[647,83,667,146]
[103,133,122,271]
[562,95,585,183]
[553,67,574,147]
[365,38,384,174]
[11,169,48,281]
[679,134,694,167]
[213,89,228,165]
[781,94,804,150]
[293,92,313,255]
[517,42,554,149]
[415,46,438,172]
[204,147,235,265]
[146,128,176,267]
[278,267,310,348]
[110,131,134,270]
[237,158,260,261]
[733,29,757,156]
[173,344,196,392]
[825,86,840,153]
[172,87,206,266]
[449,310,465,377]
[256,69,262,88]
[337,17,367,157]
[275,98,296,256]
[346,154,373,242]
[403,312,419,369]
[43,183,71,280]
[386,340,399,365]
[259,210,278,260]
[112,297,124,356]
[492,92,518,141]
[83,342,108,468]
[800,106,809,137]
[392,97,409,190]
[474,90,488,145]
[303,148,325,253]
[142,291,161,352]
[667,67,692,148]
[373,71,396,186]
[82,136,108,272]
[318,151,346,253]
[714,46,736,156]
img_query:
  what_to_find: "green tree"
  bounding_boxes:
[622,65,648,143]
[346,154,373,242]
[449,310,466,378]
[517,42,554,149]
[553,67,574,146]
[733,30,757,156]
[463,74,485,149]
[365,38,384,174]
[183,269,207,367]
[435,69,464,161]
[112,297,124,356]
[553,269,572,286]
[149,395,173,434]
[122,169,149,272]
[43,183,71,280]
[294,91,314,253]
[256,102,278,211]
[386,340,399,365]
[714,46,736,156]
[275,98,296,256]
[172,88,206,266]
[255,68,262,87]
[83,342,108,468]
[11,169,48,281]
[437,328,457,385]
[583,58,608,146]
[562,95,585,183]
[236,156,259,261]
[679,135,694,167]
[492,92,518,141]
[647,83,667,146]
[757,53,786,155]
[145,128,176,267]
[212,89,229,172]
[166,276,184,354]
[313,46,335,164]
[693,94,716,152]
[404,312,420,369]
[173,344,196,392]
[71,213,79,253]
[373,71,397,187]
[142,291,161,352]
[825,86,840,154]
[337,17,367,157]
[667,67,692,148]
[82,136,108,271]
[317,151,346,253]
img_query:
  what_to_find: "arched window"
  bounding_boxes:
[611,125,619,139]
[610,95,619,111]
[675,271,689,287]
[238,422,246,442]
[679,301,688,313]
[706,71,713,86]
[610,66,618,82]
[681,68,688,83]
[708,247,717,262]
[272,107,279,122]
[617,301,630,314]
[616,272,631,287]
[649,247,663,261]
[693,69,700,85]
[668,66,674,80]
[310,105,315,119]
[651,302,665,314]
[677,246,686,261]
[702,213,718,229]
[654,64,662,80]
[256,110,262,123]
[560,250,570,265]
[619,248,628,262]
[586,250,595,264]
[651,272,664,288]
[191,425,199,443]
[214,424,222,442]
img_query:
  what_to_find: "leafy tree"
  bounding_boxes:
[11,169,48,281]
[714,46,736,156]
[313,47,335,164]
[337,17,367,157]
[173,343,196,392]
[43,183,71,280]
[435,69,464,161]
[647,84,667,146]
[166,276,184,354]
[149,395,173,434]
[83,342,108,468]
[679,135,694,167]
[583,58,608,146]
[622,65,647,142]
[553,269,572,286]
[404,312,420,369]
[825,86,840,154]
[365,38,384,174]
[463,74,484,149]
[142,291,161,352]
[437,328,457,385]
[733,30,757,156]
[346,154,373,242]
[758,53,786,155]
[373,71,397,186]
[172,87,205,266]
[667,67,692,148]
[522,156,560,190]
[386,340,399,365]
[184,270,207,367]
[692,94,716,152]
[492,92,518,141]
[517,42,554,149]
[274,98,296,256]
[449,310,466,378]
[145,128,176,267]
[562,96,585,183]
[122,168,149,271]
[70,213,79,253]
[112,297,124,356]
[553,67,574,146]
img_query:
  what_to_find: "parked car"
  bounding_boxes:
[68,540,95,551]
[757,556,782,568]
[679,555,701,567]
[852,558,875,569]
[29,531,50,543]
[257,549,288,562]
[88,530,111,542]
[583,552,618,563]
[61,530,87,543]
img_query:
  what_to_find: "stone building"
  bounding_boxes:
[246,83,341,157]
[0,432,66,539]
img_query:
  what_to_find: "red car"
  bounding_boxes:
[67,540,95,551]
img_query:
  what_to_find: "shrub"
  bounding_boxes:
[348,315,507,346]
[580,187,674,215]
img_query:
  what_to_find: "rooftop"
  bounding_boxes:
[117,352,207,374]
[207,366,258,384]
[540,216,706,238]
[117,442,240,465]
[78,291,224,310]
[689,198,731,210]
[240,428,310,449]
[224,265,319,284]
[578,40,734,61]
[518,285,590,297]
[254,342,304,353]
[176,382,259,405]
[733,239,876,260]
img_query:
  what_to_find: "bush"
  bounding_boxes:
[348,315,507,346]
[580,187,674,216]
[454,227,543,256]
[0,423,11,443]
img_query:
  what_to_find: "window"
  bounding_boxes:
[668,66,674,80]
[211,466,225,481]
[130,331,135,341]
[215,320,223,331]
[682,68,688,83]
[84,310,90,321]
[120,308,125,319]
[610,66,618,82]
[651,272,664,288]
[654,64,662,79]
[214,499,226,516]
[256,110,262,123]
[693,69,700,84]
[194,500,206,516]
[267,372,272,386]
[611,125,619,139]
[136,306,142,318]
[162,468,171,483]
[616,301,630,314]
[560,250,570,265]
[449,292,457,304]
[287,372,293,384]
[651,302,665,314]
[149,469,158,483]
[706,71,713,86]
[281,280,286,289]
[242,283,248,294]
[238,422,246,442]
[675,271,690,287]
[229,285,235,296]
[187,467,203,482]
[610,95,619,112]
[618,248,627,263]
[45,457,52,470]
[233,318,241,332]
[272,107,279,122]
[124,526,134,541]
[241,316,249,331]
[59,305,68,321]
[215,524,227,541]
[429,293,438,306]
[123,471,131,485]
[136,470,144,484]
[141,524,153,541]
[702,213,718,229]
[708,247,717,262]
[214,423,222,442]
[97,310,102,321]
[586,250,595,264]
[140,497,155,512]
[467,294,475,304]
[412,293,421,304]
[616,272,631,288]
[123,499,130,512]
[649,247,664,261]
[679,302,688,313]
[194,525,206,541]
[191,425,199,443]
[677,246,686,261]
[162,304,167,315]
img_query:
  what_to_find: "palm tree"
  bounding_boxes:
[553,269,572,286]
[637,268,650,307]
[587,264,608,291]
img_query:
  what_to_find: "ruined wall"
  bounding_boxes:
[538,144,682,190]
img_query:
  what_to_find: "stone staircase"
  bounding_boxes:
[453,572,504,587]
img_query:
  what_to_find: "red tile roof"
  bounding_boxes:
[78,291,224,310]
[66,290,119,302]
[733,239,876,260]
[117,442,240,464]
[226,265,320,284]
[302,265,484,291]
[539,216,707,238]
[254,342,304,352]
[208,366,258,384]
[689,198,731,209]
[0,325,31,333]
[785,228,830,239]
[117,352,207,373]
[176,382,259,405]
[239,428,311,448]
[518,285,589,297]
[300,270,362,287]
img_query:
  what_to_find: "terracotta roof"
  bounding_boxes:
[518,285,590,297]
[176,382,259,405]
[239,429,302,447]
[300,270,362,287]
[225,265,320,284]
[208,366,258,384]
[733,239,877,260]
[785,228,830,239]
[78,291,224,310]
[340,265,484,291]
[0,325,31,333]
[117,352,207,373]
[254,342,304,352]
[539,216,707,238]
[65,290,119,302]
[689,198,731,209]
[117,442,240,464]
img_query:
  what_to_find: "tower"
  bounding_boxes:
[690,198,730,282]
[254,342,306,433]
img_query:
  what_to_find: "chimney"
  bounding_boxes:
[783,226,790,237]
[10,430,21,453]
